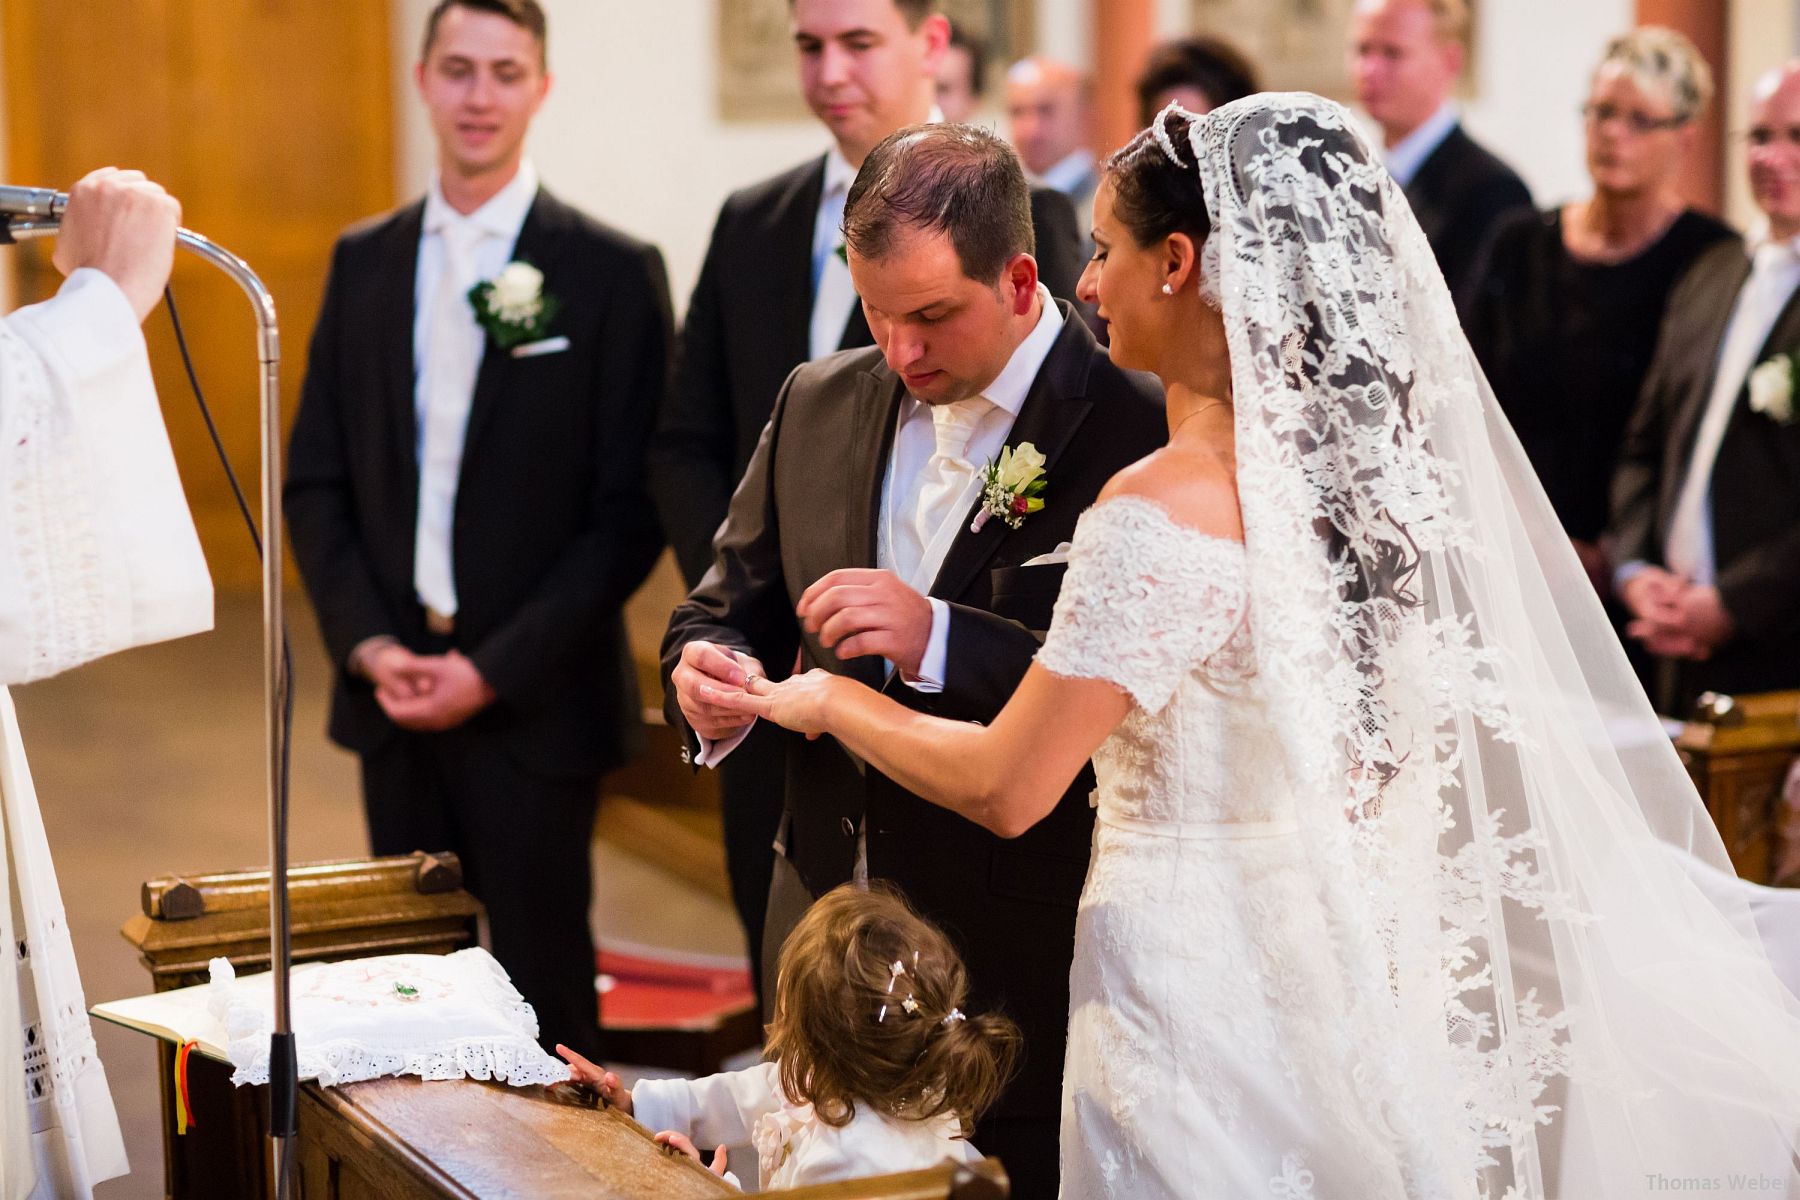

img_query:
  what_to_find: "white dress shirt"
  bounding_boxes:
[696,287,1064,767]
[1381,103,1458,188]
[1659,230,1800,585]
[411,160,540,617]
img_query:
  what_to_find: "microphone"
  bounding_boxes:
[0,185,67,219]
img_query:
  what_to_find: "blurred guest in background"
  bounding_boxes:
[1350,0,1531,296]
[1134,35,1260,125]
[1464,28,1732,589]
[1610,62,1800,713]
[1007,57,1098,236]
[936,25,987,123]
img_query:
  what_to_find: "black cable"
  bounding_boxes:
[162,284,295,848]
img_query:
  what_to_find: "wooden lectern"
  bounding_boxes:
[1675,690,1800,884]
[115,854,1012,1198]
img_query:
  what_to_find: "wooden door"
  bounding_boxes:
[4,0,396,590]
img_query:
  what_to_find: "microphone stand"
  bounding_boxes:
[4,218,296,1199]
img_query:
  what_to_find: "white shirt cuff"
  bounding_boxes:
[902,598,951,694]
[695,721,754,768]
[1613,559,1650,594]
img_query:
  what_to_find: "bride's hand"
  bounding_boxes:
[704,669,840,738]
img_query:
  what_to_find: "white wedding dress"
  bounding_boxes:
[1038,496,1401,1199]
[1009,93,1800,1200]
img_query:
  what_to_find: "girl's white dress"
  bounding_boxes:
[632,1061,981,1190]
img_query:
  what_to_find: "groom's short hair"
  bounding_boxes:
[422,0,548,68]
[843,124,1036,283]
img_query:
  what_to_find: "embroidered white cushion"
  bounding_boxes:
[207,949,570,1088]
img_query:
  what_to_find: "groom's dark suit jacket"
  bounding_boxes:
[1609,237,1800,707]
[661,306,1165,1133]
[287,189,670,776]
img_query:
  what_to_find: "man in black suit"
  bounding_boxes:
[650,0,1084,1011]
[1349,0,1531,297]
[285,0,669,1060]
[662,125,1164,1200]
[1610,63,1800,714]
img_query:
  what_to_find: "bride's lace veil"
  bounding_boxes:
[1167,92,1800,1196]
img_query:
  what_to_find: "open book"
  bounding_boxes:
[91,978,232,1061]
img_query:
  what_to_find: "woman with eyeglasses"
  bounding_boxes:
[1462,26,1733,593]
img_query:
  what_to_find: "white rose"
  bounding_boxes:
[996,441,1046,489]
[1749,356,1796,425]
[489,261,544,319]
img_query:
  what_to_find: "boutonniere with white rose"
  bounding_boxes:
[1749,351,1800,425]
[970,442,1047,533]
[467,260,561,350]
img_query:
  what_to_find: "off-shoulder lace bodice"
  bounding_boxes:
[1037,496,1292,831]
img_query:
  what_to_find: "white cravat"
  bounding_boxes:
[409,162,538,619]
[809,151,858,361]
[1665,237,1800,583]
[892,397,991,587]
[413,218,486,619]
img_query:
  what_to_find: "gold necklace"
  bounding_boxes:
[1171,400,1230,441]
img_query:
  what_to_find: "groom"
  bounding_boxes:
[662,125,1163,1198]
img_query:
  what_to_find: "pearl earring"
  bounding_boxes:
[1161,283,1174,296]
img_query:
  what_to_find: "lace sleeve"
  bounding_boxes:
[1036,496,1247,712]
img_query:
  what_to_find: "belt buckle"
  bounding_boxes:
[424,606,455,636]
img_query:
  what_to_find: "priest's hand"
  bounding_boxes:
[555,1045,632,1114]
[672,641,766,741]
[375,650,496,731]
[51,167,181,323]
[798,568,932,677]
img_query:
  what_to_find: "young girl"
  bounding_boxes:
[557,884,1020,1190]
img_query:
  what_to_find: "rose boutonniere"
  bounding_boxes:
[970,442,1047,533]
[1749,352,1799,425]
[468,260,560,349]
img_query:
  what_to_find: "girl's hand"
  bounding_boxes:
[706,669,841,739]
[554,1044,632,1114]
[656,1131,729,1177]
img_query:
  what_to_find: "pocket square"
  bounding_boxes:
[510,335,570,358]
[1022,542,1073,567]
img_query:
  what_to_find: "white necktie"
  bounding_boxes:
[1666,241,1800,583]
[898,398,990,585]
[809,183,856,361]
[413,220,486,618]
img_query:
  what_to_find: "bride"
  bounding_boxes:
[711,94,1800,1198]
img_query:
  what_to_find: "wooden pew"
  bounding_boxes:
[1674,690,1800,884]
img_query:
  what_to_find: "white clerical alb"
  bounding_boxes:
[0,268,213,1199]
[1665,235,1800,584]
[411,162,539,621]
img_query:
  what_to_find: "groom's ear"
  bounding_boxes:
[1001,254,1040,313]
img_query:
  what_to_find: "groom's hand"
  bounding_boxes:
[798,569,931,677]
[672,640,766,740]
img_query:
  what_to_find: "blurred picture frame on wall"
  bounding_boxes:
[717,0,1035,121]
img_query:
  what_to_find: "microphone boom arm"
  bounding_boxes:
[6,217,295,1199]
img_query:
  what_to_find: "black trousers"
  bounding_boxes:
[763,854,1062,1200]
[360,723,603,1061]
[718,722,786,1013]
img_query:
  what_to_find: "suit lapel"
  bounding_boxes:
[839,369,905,688]
[381,202,425,468]
[1670,253,1758,465]
[460,189,565,465]
[928,308,1097,602]
[774,158,828,371]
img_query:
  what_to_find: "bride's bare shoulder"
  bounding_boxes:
[1096,447,1244,543]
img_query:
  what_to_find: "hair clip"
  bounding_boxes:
[941,1008,965,1027]
[902,995,920,1015]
